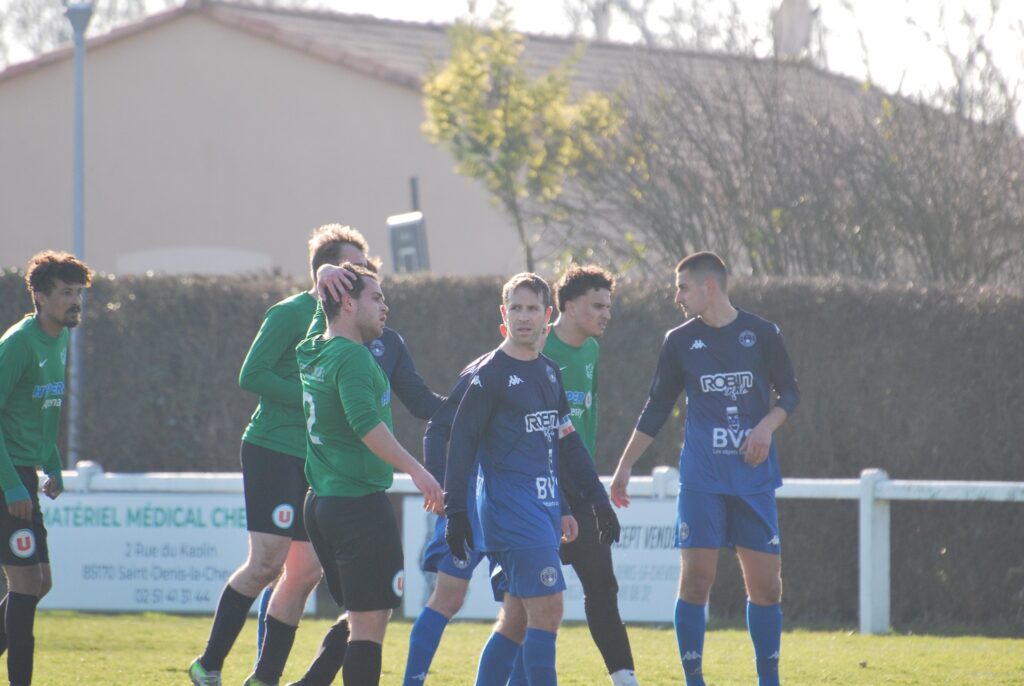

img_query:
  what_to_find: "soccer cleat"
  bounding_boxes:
[188,658,222,686]
[243,675,278,686]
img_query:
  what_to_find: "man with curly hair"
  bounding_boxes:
[0,250,92,686]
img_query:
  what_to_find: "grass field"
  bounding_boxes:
[28,611,1024,684]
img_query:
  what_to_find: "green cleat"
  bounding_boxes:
[243,675,277,686]
[188,658,222,686]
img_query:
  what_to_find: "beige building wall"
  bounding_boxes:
[0,13,524,278]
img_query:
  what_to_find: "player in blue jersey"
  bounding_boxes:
[445,273,620,686]
[401,354,490,685]
[610,252,799,686]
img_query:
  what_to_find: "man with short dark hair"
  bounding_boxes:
[0,250,92,686]
[191,225,374,686]
[610,251,800,686]
[298,263,443,686]
[445,273,619,686]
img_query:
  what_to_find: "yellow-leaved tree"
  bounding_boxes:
[423,4,621,272]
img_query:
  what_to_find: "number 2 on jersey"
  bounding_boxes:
[302,391,324,445]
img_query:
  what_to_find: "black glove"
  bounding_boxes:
[445,511,474,561]
[594,504,621,545]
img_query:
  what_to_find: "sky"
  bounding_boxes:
[4,0,1023,104]
[308,0,1024,103]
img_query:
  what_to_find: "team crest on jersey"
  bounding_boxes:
[271,504,294,529]
[370,339,386,357]
[547,366,557,384]
[10,529,35,559]
[60,349,67,365]
[392,570,405,597]
[678,522,690,541]
[739,330,757,347]
[539,566,558,587]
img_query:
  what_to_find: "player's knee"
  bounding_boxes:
[245,555,286,587]
[290,563,323,592]
[679,572,715,603]
[747,575,782,605]
[495,607,527,643]
[428,587,467,618]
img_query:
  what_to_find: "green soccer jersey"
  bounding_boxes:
[240,291,317,459]
[543,329,600,458]
[298,331,394,497]
[0,315,68,500]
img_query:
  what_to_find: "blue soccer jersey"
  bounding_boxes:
[636,309,800,495]
[445,349,608,553]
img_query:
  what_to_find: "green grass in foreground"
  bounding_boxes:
[25,611,1024,684]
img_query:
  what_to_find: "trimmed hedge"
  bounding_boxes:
[1,270,1022,625]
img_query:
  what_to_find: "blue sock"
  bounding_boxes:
[747,601,782,686]
[475,632,520,686]
[403,607,450,685]
[508,646,528,685]
[675,599,707,686]
[255,586,272,661]
[522,627,557,686]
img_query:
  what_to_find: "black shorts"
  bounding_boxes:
[241,441,310,541]
[304,489,404,612]
[0,467,49,567]
[560,491,618,596]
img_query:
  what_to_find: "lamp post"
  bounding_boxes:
[65,1,93,469]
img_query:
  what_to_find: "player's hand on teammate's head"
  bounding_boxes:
[316,263,358,302]
[610,467,632,508]
[560,514,579,544]
[594,504,621,545]
[445,510,474,561]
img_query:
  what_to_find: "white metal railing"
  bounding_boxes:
[61,462,1024,634]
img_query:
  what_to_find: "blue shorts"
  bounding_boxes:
[421,515,487,580]
[489,547,565,600]
[675,489,781,554]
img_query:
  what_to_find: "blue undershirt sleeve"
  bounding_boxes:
[766,325,800,415]
[389,334,445,420]
[444,371,493,515]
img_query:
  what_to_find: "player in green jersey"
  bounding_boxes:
[298,263,442,686]
[191,225,373,686]
[0,250,92,686]
[541,265,639,686]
